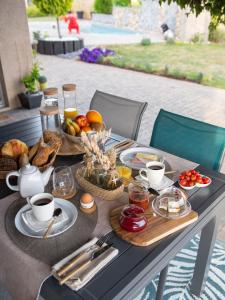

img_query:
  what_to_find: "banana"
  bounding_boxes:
[71,121,81,134]
[66,124,76,136]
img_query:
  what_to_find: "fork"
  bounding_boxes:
[57,232,111,277]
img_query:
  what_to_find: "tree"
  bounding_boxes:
[159,0,225,28]
[33,0,73,38]
[94,0,113,14]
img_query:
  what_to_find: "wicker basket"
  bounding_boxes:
[0,148,59,179]
[75,168,124,201]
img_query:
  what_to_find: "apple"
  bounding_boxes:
[75,115,89,128]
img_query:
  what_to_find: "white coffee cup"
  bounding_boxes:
[139,161,165,187]
[27,193,54,222]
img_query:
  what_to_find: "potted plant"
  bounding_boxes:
[77,10,84,19]
[18,63,43,109]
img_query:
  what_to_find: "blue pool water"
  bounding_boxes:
[80,24,136,35]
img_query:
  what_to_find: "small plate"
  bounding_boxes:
[152,186,191,219]
[196,175,212,188]
[136,175,174,191]
[120,147,164,170]
[178,181,196,190]
[15,198,78,238]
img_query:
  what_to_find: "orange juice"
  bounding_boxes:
[116,166,132,179]
[64,108,78,119]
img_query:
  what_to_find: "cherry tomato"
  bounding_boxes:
[202,177,210,184]
[185,176,191,181]
[179,175,185,180]
[180,179,187,186]
[186,171,192,177]
[197,177,203,184]
[188,181,195,187]
[191,175,196,182]
[191,170,197,175]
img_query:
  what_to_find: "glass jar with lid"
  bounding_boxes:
[128,181,149,210]
[43,87,58,107]
[63,84,78,119]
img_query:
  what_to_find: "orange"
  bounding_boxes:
[81,126,92,133]
[86,110,103,124]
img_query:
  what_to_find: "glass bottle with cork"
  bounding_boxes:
[43,87,58,107]
[63,84,78,119]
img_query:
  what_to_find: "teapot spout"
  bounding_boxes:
[42,166,54,186]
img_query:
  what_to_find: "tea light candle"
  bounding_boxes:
[80,193,96,214]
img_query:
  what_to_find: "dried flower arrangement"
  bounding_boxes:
[80,130,122,190]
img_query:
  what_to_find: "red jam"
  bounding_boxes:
[120,205,147,232]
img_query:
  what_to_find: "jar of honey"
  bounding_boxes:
[128,181,149,210]
[63,84,78,119]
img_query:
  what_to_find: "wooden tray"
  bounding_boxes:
[110,205,198,247]
[57,136,85,156]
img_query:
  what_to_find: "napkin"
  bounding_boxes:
[21,207,68,233]
[52,237,119,291]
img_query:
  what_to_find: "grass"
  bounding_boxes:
[102,43,225,89]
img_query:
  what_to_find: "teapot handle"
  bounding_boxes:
[6,171,20,191]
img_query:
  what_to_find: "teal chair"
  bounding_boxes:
[150,109,225,171]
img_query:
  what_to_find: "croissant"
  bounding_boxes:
[1,139,28,159]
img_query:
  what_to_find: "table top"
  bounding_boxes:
[41,136,225,300]
[1,131,225,300]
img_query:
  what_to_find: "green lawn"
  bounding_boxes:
[102,43,225,89]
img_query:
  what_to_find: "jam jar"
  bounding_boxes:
[128,181,149,210]
[120,205,147,232]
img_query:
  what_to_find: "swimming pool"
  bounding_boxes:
[80,24,136,35]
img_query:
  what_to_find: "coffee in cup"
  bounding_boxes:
[28,193,54,222]
[139,161,165,187]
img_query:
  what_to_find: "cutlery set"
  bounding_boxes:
[56,233,113,285]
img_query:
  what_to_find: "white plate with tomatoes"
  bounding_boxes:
[179,169,211,190]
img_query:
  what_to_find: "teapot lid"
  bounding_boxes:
[20,164,38,175]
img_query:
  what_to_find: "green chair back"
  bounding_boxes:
[150,109,225,171]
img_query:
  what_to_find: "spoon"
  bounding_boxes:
[43,208,62,240]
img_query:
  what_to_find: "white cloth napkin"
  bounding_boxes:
[52,237,118,291]
[21,208,68,232]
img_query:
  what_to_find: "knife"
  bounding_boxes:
[59,244,113,285]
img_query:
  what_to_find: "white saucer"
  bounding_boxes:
[15,198,78,239]
[135,175,174,191]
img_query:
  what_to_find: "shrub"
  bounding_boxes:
[141,38,151,46]
[26,4,47,18]
[190,33,204,44]
[209,27,225,43]
[94,0,113,14]
[114,0,131,7]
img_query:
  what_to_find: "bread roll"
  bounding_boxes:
[1,139,28,159]
[32,143,55,167]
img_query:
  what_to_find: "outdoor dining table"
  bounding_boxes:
[1,132,225,300]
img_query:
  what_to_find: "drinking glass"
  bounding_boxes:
[53,166,75,198]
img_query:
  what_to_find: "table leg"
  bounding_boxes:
[156,265,169,300]
[190,216,218,297]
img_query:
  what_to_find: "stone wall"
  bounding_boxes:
[93,0,210,41]
[0,0,33,108]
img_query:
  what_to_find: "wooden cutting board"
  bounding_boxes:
[110,205,198,247]
[57,136,85,156]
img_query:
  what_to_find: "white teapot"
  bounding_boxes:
[6,164,54,198]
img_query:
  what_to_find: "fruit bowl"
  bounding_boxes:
[62,110,106,144]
